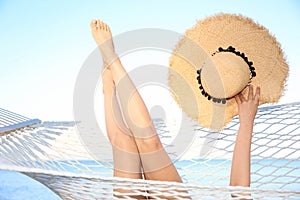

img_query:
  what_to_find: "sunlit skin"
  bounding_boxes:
[91,19,260,199]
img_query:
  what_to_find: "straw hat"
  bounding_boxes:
[169,13,288,130]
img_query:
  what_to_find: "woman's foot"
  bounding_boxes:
[90,19,117,65]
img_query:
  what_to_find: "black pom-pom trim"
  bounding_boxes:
[196,46,257,104]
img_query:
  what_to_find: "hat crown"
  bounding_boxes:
[169,13,288,130]
[201,52,250,99]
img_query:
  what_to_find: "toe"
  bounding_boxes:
[97,20,103,29]
[95,19,99,28]
[104,23,110,31]
[90,19,97,30]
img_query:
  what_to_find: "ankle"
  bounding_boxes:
[101,52,118,66]
[102,84,114,95]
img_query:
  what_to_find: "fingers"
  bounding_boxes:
[236,85,260,102]
[248,84,260,103]
[248,85,254,100]
[238,93,246,102]
[254,86,261,102]
[235,84,260,104]
[235,92,245,106]
[235,95,241,105]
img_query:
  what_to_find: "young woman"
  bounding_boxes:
[90,19,260,199]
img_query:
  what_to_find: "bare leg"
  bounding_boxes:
[91,19,182,183]
[102,69,145,199]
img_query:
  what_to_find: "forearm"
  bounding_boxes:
[230,121,253,187]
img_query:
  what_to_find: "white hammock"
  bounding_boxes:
[0,104,300,199]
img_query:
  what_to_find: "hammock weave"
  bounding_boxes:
[0,103,300,199]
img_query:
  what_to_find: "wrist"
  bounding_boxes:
[239,116,254,126]
[238,121,254,139]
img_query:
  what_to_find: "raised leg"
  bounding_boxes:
[91,19,182,183]
[102,68,145,199]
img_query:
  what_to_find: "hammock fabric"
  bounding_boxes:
[0,104,300,199]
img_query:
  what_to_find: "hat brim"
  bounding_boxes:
[169,13,288,130]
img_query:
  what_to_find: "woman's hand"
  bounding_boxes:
[235,85,260,124]
[230,85,260,192]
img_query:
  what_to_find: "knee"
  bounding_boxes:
[136,135,163,152]
[106,126,131,147]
